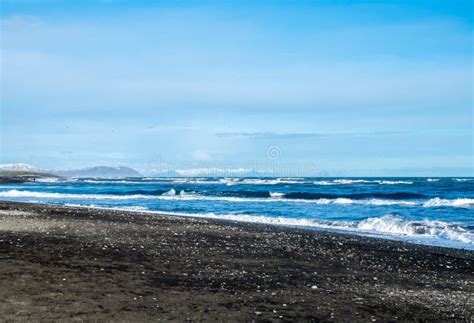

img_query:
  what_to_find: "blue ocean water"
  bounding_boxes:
[1,177,473,250]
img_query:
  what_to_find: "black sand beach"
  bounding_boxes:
[0,201,472,321]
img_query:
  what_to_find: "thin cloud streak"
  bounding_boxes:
[215,131,409,139]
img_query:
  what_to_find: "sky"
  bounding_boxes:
[0,0,473,176]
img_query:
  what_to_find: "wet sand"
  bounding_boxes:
[0,201,472,321]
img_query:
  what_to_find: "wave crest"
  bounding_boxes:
[314,179,414,185]
[355,215,473,244]
[70,207,471,246]
[422,197,474,208]
[1,190,472,208]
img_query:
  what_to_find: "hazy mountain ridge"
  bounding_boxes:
[0,164,142,179]
[54,166,142,178]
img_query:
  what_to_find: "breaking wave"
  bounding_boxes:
[1,189,472,208]
[269,192,285,198]
[162,188,176,196]
[3,175,472,250]
[240,178,303,185]
[163,212,473,246]
[275,192,425,200]
[353,215,473,244]
[422,197,474,208]
[57,204,474,247]
[314,179,414,185]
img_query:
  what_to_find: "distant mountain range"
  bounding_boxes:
[0,163,142,179]
[55,166,141,178]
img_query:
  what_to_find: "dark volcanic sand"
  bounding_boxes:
[0,201,472,321]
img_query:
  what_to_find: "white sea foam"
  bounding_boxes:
[173,213,473,245]
[308,198,417,206]
[175,168,251,176]
[269,192,285,198]
[312,180,336,185]
[146,194,418,206]
[313,179,413,185]
[313,179,369,185]
[65,203,149,212]
[422,197,474,208]
[379,180,414,185]
[219,178,240,186]
[44,202,473,248]
[427,178,440,182]
[80,180,140,184]
[168,178,222,185]
[144,178,237,185]
[73,205,473,246]
[241,178,302,185]
[162,188,176,196]
[1,190,471,208]
[109,205,150,212]
[181,178,306,186]
[34,177,60,183]
[0,189,416,206]
[73,177,416,186]
[354,215,473,244]
[65,203,99,208]
[335,179,372,184]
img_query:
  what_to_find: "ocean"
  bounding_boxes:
[1,177,473,250]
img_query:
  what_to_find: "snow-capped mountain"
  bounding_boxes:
[0,163,142,178]
[0,163,58,183]
[0,163,41,172]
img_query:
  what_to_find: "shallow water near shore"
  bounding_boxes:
[0,177,473,250]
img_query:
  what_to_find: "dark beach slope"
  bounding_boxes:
[0,201,472,321]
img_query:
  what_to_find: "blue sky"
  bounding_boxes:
[0,0,472,176]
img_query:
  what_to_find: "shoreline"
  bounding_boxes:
[7,200,474,252]
[0,201,473,320]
